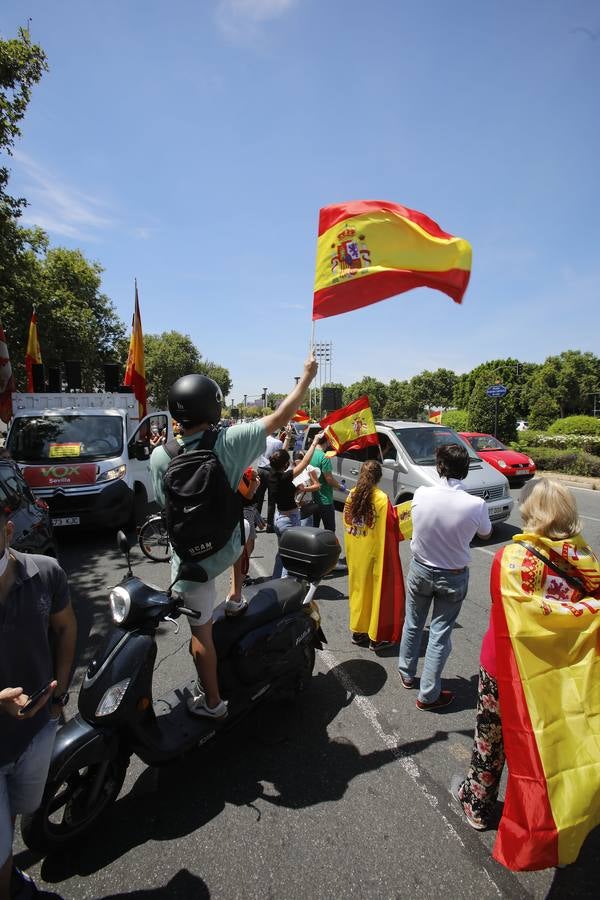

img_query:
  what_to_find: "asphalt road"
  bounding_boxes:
[12,484,600,900]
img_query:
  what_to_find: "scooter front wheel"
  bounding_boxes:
[21,754,129,851]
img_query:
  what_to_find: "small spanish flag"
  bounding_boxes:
[292,410,310,423]
[428,410,442,424]
[123,281,147,419]
[313,200,471,320]
[320,396,378,455]
[25,309,42,393]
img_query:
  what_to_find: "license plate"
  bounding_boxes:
[51,516,80,526]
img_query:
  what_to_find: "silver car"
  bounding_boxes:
[304,420,513,527]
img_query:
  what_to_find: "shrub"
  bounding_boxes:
[521,433,600,454]
[523,447,600,477]
[529,396,560,431]
[548,415,600,436]
[441,409,468,430]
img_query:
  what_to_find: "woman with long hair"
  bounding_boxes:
[453,478,600,871]
[343,460,405,651]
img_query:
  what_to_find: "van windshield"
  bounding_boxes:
[394,427,479,466]
[7,415,123,463]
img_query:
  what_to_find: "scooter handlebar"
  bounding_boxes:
[175,605,202,620]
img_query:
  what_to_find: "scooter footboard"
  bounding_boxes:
[50,713,121,783]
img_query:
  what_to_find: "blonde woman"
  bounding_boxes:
[343,460,405,651]
[453,478,600,871]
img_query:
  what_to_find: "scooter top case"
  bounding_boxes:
[278,526,341,580]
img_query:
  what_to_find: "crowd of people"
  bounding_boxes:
[1,349,600,897]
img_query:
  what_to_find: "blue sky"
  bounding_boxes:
[3,0,600,404]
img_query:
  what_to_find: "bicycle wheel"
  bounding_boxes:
[138,515,171,561]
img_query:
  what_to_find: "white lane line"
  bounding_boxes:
[251,549,502,895]
[580,515,600,523]
[474,547,496,557]
[563,485,598,494]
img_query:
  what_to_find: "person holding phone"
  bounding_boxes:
[0,505,77,900]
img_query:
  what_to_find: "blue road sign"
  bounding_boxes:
[486,384,508,398]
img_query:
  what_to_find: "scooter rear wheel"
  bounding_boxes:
[21,755,129,851]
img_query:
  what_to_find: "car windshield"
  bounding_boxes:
[468,435,506,452]
[7,415,123,463]
[395,427,479,465]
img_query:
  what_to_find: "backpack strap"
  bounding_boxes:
[514,540,587,595]
[164,429,219,459]
[164,438,184,460]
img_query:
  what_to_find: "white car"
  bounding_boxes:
[516,420,529,432]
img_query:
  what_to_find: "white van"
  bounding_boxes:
[7,392,171,529]
[304,420,513,527]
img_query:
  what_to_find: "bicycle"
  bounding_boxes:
[137,510,171,562]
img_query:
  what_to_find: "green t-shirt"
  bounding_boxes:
[151,421,266,590]
[311,447,333,505]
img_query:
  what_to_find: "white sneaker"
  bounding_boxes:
[224,596,248,616]
[186,692,228,719]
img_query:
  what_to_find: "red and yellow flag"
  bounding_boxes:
[25,309,42,393]
[344,487,405,643]
[123,282,147,419]
[428,410,442,424]
[313,200,471,320]
[320,395,378,455]
[292,410,310,423]
[0,320,15,423]
[491,534,600,871]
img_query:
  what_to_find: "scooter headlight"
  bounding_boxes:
[95,678,131,717]
[109,586,131,625]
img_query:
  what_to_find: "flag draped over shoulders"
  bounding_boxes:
[313,200,471,320]
[491,533,600,871]
[343,487,405,642]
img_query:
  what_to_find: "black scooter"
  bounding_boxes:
[22,526,339,851]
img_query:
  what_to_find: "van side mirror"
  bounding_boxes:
[384,457,407,473]
[130,441,150,461]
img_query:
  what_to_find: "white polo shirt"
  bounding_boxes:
[257,434,283,468]
[410,478,492,570]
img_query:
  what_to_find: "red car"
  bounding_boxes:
[459,432,536,481]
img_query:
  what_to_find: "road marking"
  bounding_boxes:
[474,547,496,557]
[562,485,598,494]
[580,514,600,523]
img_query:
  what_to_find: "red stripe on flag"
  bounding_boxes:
[375,502,405,643]
[491,549,559,871]
[313,268,470,320]
[318,201,454,239]
[319,395,370,427]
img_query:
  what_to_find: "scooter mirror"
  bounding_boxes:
[117,530,130,554]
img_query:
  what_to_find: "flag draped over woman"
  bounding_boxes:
[343,461,405,646]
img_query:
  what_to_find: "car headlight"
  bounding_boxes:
[95,678,131,717]
[497,459,507,468]
[527,458,535,466]
[97,464,127,483]
[503,483,510,498]
[110,586,131,624]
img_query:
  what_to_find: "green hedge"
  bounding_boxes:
[522,446,600,478]
[548,415,600,436]
[518,432,600,454]
[441,409,468,430]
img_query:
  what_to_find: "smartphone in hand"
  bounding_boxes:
[18,682,53,716]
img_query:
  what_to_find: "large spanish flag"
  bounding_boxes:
[123,281,147,419]
[491,534,600,871]
[25,309,42,393]
[313,200,471,320]
[292,409,310,423]
[320,395,378,455]
[344,487,405,643]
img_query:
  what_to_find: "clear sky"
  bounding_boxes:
[3,0,599,404]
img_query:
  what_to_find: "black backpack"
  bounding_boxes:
[162,431,244,571]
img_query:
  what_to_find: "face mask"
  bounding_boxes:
[0,547,9,578]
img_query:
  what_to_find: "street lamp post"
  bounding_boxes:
[263,388,268,410]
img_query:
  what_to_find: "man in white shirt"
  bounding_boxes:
[398,443,492,710]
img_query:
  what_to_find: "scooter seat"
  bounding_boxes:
[212,578,305,658]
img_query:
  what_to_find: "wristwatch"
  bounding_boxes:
[51,692,70,707]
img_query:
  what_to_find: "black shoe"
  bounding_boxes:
[11,866,64,899]
[369,639,393,652]
[351,632,369,646]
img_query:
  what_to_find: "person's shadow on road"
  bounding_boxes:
[34,660,396,884]
[98,868,210,898]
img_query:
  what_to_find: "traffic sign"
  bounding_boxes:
[486,384,508,398]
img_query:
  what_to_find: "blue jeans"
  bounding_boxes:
[398,558,469,703]
[0,716,59,866]
[273,509,301,578]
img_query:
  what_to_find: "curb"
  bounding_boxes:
[536,471,600,491]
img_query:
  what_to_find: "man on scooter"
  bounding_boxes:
[151,351,318,719]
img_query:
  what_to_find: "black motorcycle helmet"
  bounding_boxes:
[168,374,223,427]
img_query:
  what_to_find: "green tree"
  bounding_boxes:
[141,332,201,410]
[198,360,232,398]
[524,351,600,418]
[383,379,420,420]
[4,246,125,390]
[467,377,517,442]
[410,368,456,413]
[343,376,388,418]
[528,396,560,431]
